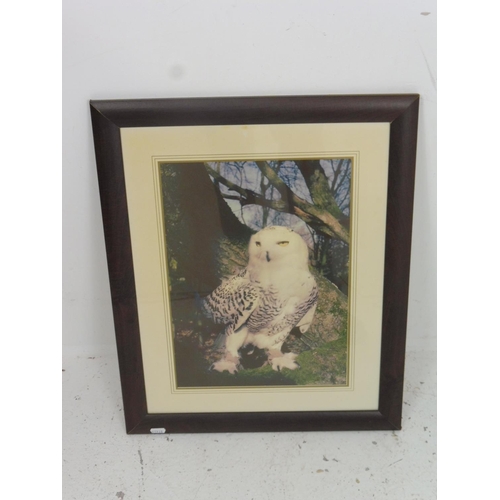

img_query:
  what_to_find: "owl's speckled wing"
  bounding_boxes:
[203,269,318,342]
[247,277,318,337]
[201,270,261,333]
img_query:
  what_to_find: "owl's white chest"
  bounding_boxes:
[241,267,317,349]
[254,267,315,299]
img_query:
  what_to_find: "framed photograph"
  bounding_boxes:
[90,94,419,433]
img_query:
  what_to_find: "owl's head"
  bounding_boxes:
[248,226,309,271]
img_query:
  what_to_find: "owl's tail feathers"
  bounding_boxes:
[195,292,212,318]
[213,333,227,350]
[194,291,204,309]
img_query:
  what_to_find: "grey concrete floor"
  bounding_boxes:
[62,349,436,500]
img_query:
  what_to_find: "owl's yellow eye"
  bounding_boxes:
[277,241,289,246]
[255,241,261,247]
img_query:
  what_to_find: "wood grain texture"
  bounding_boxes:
[89,94,419,434]
[378,97,420,429]
[90,106,148,433]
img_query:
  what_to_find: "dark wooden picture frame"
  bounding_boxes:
[90,94,419,434]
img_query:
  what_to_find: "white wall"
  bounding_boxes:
[63,0,436,353]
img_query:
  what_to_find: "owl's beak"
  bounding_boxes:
[266,251,271,262]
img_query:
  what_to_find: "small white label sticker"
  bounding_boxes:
[150,428,166,434]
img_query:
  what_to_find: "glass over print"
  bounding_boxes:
[160,159,352,388]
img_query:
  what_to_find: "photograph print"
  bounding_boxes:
[160,158,352,388]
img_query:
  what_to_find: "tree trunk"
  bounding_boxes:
[160,162,252,298]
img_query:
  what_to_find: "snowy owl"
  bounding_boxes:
[202,226,318,374]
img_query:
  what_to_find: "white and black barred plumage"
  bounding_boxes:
[202,226,318,373]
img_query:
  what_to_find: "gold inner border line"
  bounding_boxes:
[151,152,359,396]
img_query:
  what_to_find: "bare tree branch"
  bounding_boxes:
[207,161,349,243]
[256,161,349,243]
[333,161,350,199]
[221,194,286,212]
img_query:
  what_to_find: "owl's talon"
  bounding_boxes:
[271,352,300,372]
[210,359,240,374]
